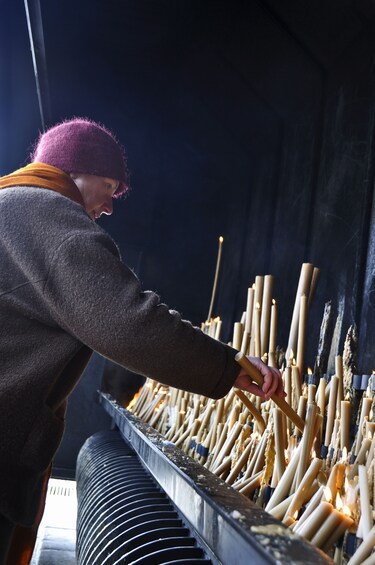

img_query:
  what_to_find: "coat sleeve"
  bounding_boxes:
[43,229,240,398]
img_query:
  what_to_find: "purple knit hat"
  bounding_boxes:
[31,118,129,196]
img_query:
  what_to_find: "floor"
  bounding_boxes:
[30,478,77,565]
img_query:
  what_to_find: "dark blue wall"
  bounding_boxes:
[2,0,375,473]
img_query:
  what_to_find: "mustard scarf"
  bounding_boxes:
[0,163,84,207]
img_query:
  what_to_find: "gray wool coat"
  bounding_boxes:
[0,186,239,525]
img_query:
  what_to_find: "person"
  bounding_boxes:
[0,118,283,564]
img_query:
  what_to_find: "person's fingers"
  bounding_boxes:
[261,369,272,395]
[241,382,266,398]
[245,357,284,399]
[277,373,286,397]
[265,368,281,399]
[233,370,264,397]
[233,359,285,399]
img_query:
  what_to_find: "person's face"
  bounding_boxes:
[70,173,119,221]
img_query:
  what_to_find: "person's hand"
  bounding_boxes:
[233,356,285,400]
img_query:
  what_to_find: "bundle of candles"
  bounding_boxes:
[127,261,375,564]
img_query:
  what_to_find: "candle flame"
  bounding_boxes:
[335,492,343,511]
[342,446,348,461]
[344,476,349,490]
[272,299,276,305]
[308,367,313,375]
[219,236,224,244]
[343,505,351,517]
[127,389,141,411]
[256,302,261,310]
[293,511,298,520]
[323,486,332,502]
[311,450,317,458]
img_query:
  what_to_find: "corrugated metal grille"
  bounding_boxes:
[76,430,212,565]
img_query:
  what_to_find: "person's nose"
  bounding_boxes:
[102,197,113,216]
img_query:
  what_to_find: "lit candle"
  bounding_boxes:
[321,510,353,553]
[326,462,346,501]
[208,319,216,338]
[269,299,277,355]
[214,317,222,340]
[283,515,297,528]
[317,376,327,413]
[310,508,347,548]
[295,501,333,541]
[206,236,224,322]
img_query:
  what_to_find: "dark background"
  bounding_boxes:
[1,0,375,474]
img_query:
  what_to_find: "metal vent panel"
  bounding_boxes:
[76,429,213,565]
